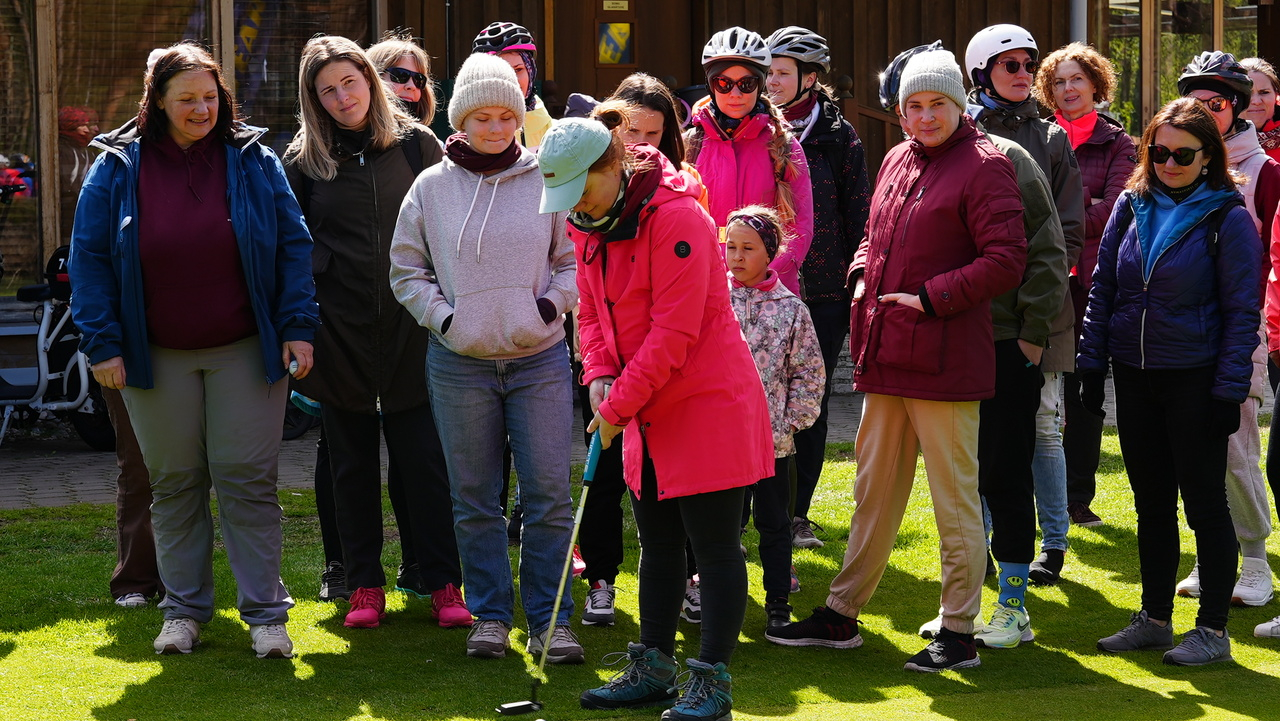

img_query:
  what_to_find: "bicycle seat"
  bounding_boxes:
[15,284,52,303]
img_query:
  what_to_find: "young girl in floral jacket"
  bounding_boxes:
[724,205,825,632]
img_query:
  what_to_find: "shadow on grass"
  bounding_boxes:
[0,639,12,663]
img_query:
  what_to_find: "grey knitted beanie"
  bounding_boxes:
[898,49,968,111]
[448,53,526,131]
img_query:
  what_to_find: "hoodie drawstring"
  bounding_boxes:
[455,174,486,259]
[474,180,500,262]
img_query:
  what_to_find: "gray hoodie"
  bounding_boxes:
[390,146,577,360]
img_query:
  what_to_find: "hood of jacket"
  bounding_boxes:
[690,96,774,144]
[968,90,1042,133]
[93,119,268,156]
[1226,121,1268,168]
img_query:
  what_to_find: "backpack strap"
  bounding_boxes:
[402,127,424,178]
[1205,196,1245,258]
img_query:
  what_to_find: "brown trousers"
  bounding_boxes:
[103,386,162,598]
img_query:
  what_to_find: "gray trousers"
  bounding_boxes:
[122,336,293,625]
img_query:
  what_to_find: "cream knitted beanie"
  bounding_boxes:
[899,49,968,111]
[448,53,526,131]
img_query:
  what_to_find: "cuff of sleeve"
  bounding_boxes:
[599,399,629,427]
[429,304,454,334]
[918,285,937,316]
[537,297,558,324]
[281,326,316,343]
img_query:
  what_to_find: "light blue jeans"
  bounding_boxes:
[426,338,575,633]
[1032,371,1069,552]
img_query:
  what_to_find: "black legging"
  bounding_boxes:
[631,451,747,666]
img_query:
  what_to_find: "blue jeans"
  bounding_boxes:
[1032,371,1069,552]
[427,338,575,633]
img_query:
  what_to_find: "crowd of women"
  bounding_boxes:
[64,16,1280,721]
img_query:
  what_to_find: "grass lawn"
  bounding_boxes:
[2,428,1280,720]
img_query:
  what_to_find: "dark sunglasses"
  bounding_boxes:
[998,59,1038,75]
[1148,144,1204,166]
[710,75,761,95]
[1196,95,1233,113]
[384,67,427,89]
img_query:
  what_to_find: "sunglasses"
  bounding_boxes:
[998,59,1038,75]
[710,75,761,95]
[384,67,427,89]
[1196,95,1233,113]
[1148,144,1204,166]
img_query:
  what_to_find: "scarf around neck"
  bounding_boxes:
[445,132,521,173]
[1055,109,1098,150]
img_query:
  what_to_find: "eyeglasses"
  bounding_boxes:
[998,59,1038,75]
[710,75,761,95]
[1148,144,1204,166]
[384,67,427,89]
[1196,95,1233,113]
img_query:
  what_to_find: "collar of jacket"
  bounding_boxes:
[911,115,980,158]
[693,101,773,143]
[92,119,267,156]
[968,89,1042,131]
[801,94,847,146]
[1077,111,1128,148]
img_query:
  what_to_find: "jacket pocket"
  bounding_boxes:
[874,302,944,374]
[445,288,556,357]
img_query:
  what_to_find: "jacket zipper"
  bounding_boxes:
[370,149,383,414]
[1137,214,1209,369]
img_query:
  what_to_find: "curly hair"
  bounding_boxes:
[1032,42,1118,110]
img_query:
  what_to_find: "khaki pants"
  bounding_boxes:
[826,393,985,634]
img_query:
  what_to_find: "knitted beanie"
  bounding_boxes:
[448,53,526,131]
[899,49,968,111]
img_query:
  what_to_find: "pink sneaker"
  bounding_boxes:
[572,545,586,578]
[344,587,387,628]
[433,583,474,628]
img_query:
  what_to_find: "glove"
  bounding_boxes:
[1079,371,1106,418]
[1209,399,1241,438]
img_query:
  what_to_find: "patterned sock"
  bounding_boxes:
[997,561,1030,609]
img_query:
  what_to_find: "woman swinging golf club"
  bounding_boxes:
[538,103,773,721]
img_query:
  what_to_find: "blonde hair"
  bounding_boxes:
[367,31,437,125]
[285,35,417,182]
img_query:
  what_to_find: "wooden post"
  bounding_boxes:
[34,0,58,262]
[211,0,236,92]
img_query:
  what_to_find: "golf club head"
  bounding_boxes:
[495,700,542,715]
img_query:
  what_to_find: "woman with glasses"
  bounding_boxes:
[368,34,436,125]
[1079,97,1262,666]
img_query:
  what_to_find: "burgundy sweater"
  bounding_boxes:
[137,133,256,350]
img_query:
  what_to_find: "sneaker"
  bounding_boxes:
[466,619,511,659]
[765,599,792,631]
[1253,615,1280,638]
[975,604,1034,649]
[319,560,350,602]
[115,593,149,608]
[1097,610,1175,653]
[1232,557,1275,607]
[580,643,678,710]
[153,617,200,655]
[1068,501,1103,527]
[919,613,985,640]
[904,628,980,672]
[789,565,801,594]
[1028,549,1065,586]
[395,562,429,598]
[432,583,473,628]
[1163,626,1233,666]
[681,579,702,624]
[249,624,294,659]
[572,545,587,578]
[1176,565,1201,598]
[662,658,732,721]
[791,516,825,549]
[527,624,585,664]
[583,579,617,626]
[344,587,386,628]
[764,606,862,649]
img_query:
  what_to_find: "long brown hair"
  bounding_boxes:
[589,100,655,175]
[1127,97,1242,197]
[137,41,238,143]
[608,73,686,165]
[367,31,437,126]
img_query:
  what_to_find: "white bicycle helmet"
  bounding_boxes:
[765,26,831,73]
[701,27,771,74]
[964,24,1038,88]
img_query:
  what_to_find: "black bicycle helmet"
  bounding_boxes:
[765,26,831,74]
[472,21,536,55]
[878,40,944,111]
[1178,51,1253,119]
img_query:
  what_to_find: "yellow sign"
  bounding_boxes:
[604,1,628,9]
[598,22,633,65]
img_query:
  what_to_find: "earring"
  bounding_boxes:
[1200,167,1208,176]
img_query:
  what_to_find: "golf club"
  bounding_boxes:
[497,430,604,716]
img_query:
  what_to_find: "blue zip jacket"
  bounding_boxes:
[68,120,319,389]
[1077,188,1262,403]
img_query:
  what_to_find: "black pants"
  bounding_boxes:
[1112,362,1234,630]
[978,339,1042,565]
[315,422,417,566]
[323,403,462,591]
[1063,370,1106,505]
[754,457,794,599]
[791,299,850,519]
[575,378,627,584]
[632,451,747,666]
[1267,387,1280,506]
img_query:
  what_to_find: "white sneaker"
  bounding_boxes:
[1233,557,1275,607]
[1254,615,1280,638]
[153,617,201,655]
[115,593,148,608]
[919,609,984,639]
[249,624,294,659]
[681,579,702,624]
[1176,564,1201,598]
[975,604,1034,649]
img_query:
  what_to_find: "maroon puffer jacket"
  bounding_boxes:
[1063,113,1137,289]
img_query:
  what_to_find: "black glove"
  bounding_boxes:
[1209,399,1241,438]
[1079,371,1106,418]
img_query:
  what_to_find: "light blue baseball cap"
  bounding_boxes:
[538,117,614,214]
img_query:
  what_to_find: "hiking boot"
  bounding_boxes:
[580,643,679,710]
[765,599,792,631]
[395,563,429,598]
[582,579,617,626]
[1176,565,1201,598]
[1029,549,1065,586]
[904,628,980,672]
[919,612,985,640]
[789,565,801,594]
[681,579,702,624]
[662,659,732,721]
[466,619,511,659]
[153,617,201,655]
[527,624,585,664]
[791,516,825,549]
[1254,615,1280,638]
[1068,501,1103,527]
[1097,610,1175,653]
[319,560,350,602]
[1163,627,1233,666]
[764,606,862,649]
[975,604,1034,649]
[344,587,387,628]
[115,593,148,608]
[432,583,473,628]
[1232,557,1275,607]
[249,624,294,659]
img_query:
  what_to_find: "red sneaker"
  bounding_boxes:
[432,583,474,628]
[572,545,586,578]
[344,587,387,628]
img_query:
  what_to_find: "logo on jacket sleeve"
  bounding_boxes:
[674,241,691,258]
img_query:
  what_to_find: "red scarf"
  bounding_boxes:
[445,132,521,172]
[1055,110,1098,150]
[781,91,818,124]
